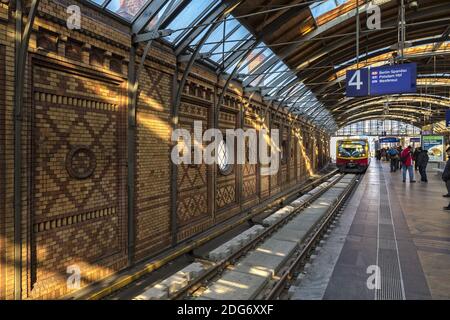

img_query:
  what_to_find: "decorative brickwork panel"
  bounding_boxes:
[270,123,281,195]
[242,120,258,202]
[135,66,172,260]
[176,101,210,240]
[29,62,127,299]
[216,110,238,217]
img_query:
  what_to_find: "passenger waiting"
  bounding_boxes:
[400,146,416,183]
[413,147,421,171]
[442,148,450,210]
[388,147,399,172]
[416,148,428,183]
[397,146,403,170]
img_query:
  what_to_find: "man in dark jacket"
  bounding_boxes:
[442,147,450,210]
[416,148,428,182]
[413,147,421,171]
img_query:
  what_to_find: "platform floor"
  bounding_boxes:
[291,160,450,300]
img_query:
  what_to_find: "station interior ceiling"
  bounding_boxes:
[83,0,450,134]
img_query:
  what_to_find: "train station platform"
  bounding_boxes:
[291,161,450,300]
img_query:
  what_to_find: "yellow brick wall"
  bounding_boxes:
[0,0,331,299]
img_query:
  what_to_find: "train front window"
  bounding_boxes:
[338,142,367,158]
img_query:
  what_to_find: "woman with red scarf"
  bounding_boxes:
[400,146,416,183]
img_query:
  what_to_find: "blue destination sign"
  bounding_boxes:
[446,109,450,127]
[379,137,400,143]
[370,63,417,96]
[346,63,417,97]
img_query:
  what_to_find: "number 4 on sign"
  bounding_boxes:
[346,69,369,97]
[349,70,363,90]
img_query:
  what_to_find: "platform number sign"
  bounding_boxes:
[346,64,417,97]
[346,69,369,97]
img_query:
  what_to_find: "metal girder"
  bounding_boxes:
[338,114,421,127]
[243,84,264,93]
[330,93,450,113]
[426,25,450,64]
[332,95,450,116]
[14,0,41,300]
[178,52,213,62]
[244,3,373,86]
[207,22,241,56]
[127,43,137,263]
[337,107,436,123]
[134,28,174,43]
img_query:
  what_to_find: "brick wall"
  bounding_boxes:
[0,41,6,301]
[0,0,331,299]
[1,0,18,300]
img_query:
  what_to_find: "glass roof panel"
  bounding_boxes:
[209,26,251,62]
[310,0,349,19]
[166,0,218,44]
[82,0,335,128]
[105,0,152,21]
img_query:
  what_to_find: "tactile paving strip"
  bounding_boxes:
[376,177,405,300]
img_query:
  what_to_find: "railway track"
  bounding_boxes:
[130,172,361,301]
[68,167,338,300]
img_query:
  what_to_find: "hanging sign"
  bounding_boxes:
[346,63,417,97]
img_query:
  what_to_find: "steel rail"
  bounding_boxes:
[170,170,344,300]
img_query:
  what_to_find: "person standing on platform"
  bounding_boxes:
[416,148,429,183]
[388,147,399,172]
[413,147,421,171]
[441,148,450,203]
[381,148,387,161]
[397,146,403,170]
[400,146,416,183]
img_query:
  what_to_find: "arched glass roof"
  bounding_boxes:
[80,0,337,131]
[80,0,450,131]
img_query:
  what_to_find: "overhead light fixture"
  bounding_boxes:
[408,1,419,10]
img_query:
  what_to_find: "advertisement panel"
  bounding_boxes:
[422,135,444,162]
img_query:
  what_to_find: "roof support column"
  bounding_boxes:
[14,0,40,300]
[127,43,137,264]
[127,0,177,260]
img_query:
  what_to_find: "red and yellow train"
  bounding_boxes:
[336,139,370,173]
